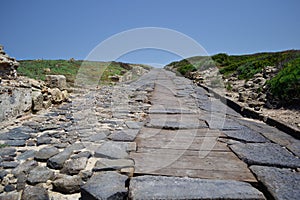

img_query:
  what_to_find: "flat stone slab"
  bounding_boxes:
[81,133,107,142]
[223,127,269,143]
[146,119,207,130]
[94,141,136,159]
[62,157,88,175]
[125,121,143,129]
[93,158,134,171]
[47,149,72,169]
[203,116,244,130]
[35,146,59,161]
[129,175,265,199]
[229,143,300,168]
[250,165,300,200]
[27,166,55,184]
[81,172,128,199]
[148,108,196,114]
[108,129,139,142]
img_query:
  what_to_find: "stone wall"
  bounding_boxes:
[0,87,32,121]
[0,45,70,122]
[0,45,19,79]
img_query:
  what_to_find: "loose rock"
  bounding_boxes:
[47,149,72,169]
[21,185,49,200]
[52,175,82,194]
[27,166,55,185]
[35,146,59,161]
[62,157,88,175]
[81,172,128,200]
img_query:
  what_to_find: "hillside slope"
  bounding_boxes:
[165,50,300,130]
[18,60,151,87]
[166,50,300,107]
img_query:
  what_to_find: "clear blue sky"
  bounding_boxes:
[1,0,300,66]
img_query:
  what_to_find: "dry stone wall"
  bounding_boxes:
[0,46,69,122]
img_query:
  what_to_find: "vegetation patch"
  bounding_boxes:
[267,57,300,104]
[165,50,300,106]
[17,60,135,86]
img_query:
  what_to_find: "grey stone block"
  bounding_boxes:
[47,149,72,169]
[223,127,269,143]
[129,175,265,199]
[230,143,300,168]
[108,129,139,142]
[81,172,128,200]
[250,165,300,200]
[27,166,55,184]
[93,158,134,171]
[94,141,136,159]
[21,186,49,200]
[35,146,59,161]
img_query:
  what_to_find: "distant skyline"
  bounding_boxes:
[1,0,300,66]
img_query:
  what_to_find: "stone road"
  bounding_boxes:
[0,69,299,199]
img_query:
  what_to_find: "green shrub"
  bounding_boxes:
[267,58,300,104]
[178,63,197,75]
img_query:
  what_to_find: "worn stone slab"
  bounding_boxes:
[0,127,33,140]
[125,121,143,129]
[0,147,16,157]
[22,186,49,200]
[229,143,300,168]
[4,139,26,147]
[250,165,300,200]
[131,151,256,182]
[108,129,139,142]
[52,174,82,194]
[257,127,300,157]
[16,150,36,161]
[81,172,128,199]
[47,149,72,169]
[129,175,265,199]
[148,108,196,114]
[35,146,59,161]
[206,117,244,130]
[222,127,269,143]
[27,166,55,184]
[93,158,134,171]
[94,141,136,159]
[81,133,107,142]
[0,161,19,169]
[62,157,88,175]
[146,120,207,129]
[12,160,38,175]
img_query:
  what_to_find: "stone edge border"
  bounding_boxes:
[198,84,300,139]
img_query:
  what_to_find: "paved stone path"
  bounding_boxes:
[0,68,299,199]
[130,70,256,182]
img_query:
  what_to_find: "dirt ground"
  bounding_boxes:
[262,107,300,131]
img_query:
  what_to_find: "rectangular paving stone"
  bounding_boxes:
[229,143,300,168]
[146,114,208,129]
[148,108,196,114]
[93,158,134,171]
[129,175,265,200]
[94,141,136,159]
[108,129,139,142]
[222,127,269,143]
[250,165,300,200]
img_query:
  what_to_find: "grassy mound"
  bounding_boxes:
[165,50,300,106]
[17,60,135,86]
